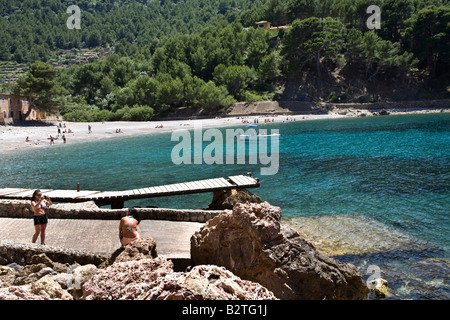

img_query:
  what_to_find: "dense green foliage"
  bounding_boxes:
[1,0,449,121]
[15,61,65,116]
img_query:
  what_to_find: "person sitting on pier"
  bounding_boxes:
[119,207,141,246]
[31,190,52,245]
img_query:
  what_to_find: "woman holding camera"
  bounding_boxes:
[31,190,52,245]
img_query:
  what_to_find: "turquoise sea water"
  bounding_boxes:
[1,113,449,299]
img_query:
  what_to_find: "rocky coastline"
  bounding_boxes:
[0,200,371,300]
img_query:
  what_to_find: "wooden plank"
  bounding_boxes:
[157,186,169,194]
[45,190,80,198]
[196,180,210,189]
[213,178,230,188]
[177,183,189,192]
[205,179,218,189]
[148,187,158,194]
[138,188,147,194]
[200,180,213,189]
[178,183,191,191]
[166,185,177,193]
[230,175,253,186]
[217,178,234,187]
[209,178,225,188]
[204,179,218,189]
[193,181,206,190]
[166,184,177,192]
[0,175,259,204]
[158,185,169,193]
[238,176,255,185]
[207,179,223,189]
[211,178,229,188]
[152,186,164,194]
[185,181,200,191]
[74,191,103,199]
[171,184,183,192]
[236,175,251,185]
[228,176,243,186]
[141,188,152,194]
[205,179,219,189]
[183,182,197,190]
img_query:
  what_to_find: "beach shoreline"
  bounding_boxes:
[0,108,448,155]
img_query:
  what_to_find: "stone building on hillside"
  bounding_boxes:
[255,21,290,30]
[0,93,58,124]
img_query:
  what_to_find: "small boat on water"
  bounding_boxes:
[239,133,280,140]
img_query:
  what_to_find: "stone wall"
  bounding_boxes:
[0,200,222,223]
[0,241,107,266]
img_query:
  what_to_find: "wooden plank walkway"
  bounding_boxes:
[0,174,260,208]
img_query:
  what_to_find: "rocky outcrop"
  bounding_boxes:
[191,202,370,300]
[83,257,277,301]
[82,257,174,300]
[208,189,263,210]
[0,252,100,300]
[99,237,158,268]
[144,265,277,300]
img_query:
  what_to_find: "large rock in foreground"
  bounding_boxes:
[99,237,158,268]
[82,257,173,300]
[191,202,369,300]
[144,265,277,300]
[83,257,276,300]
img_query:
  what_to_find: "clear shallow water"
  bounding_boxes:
[1,113,449,299]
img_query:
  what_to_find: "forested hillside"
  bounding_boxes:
[1,0,449,121]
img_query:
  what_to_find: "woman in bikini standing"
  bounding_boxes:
[31,190,52,245]
[119,207,141,246]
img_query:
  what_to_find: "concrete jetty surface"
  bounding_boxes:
[0,218,203,260]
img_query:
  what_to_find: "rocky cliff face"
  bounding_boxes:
[191,202,370,300]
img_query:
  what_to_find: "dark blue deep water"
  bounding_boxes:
[1,113,449,299]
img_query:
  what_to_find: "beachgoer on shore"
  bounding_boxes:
[62,134,66,144]
[88,124,92,133]
[31,190,52,245]
[50,136,55,145]
[25,136,31,143]
[119,207,140,246]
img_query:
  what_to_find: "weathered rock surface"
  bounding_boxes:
[82,257,174,300]
[99,237,158,268]
[0,266,17,288]
[0,274,73,300]
[208,189,263,210]
[144,265,277,300]
[30,275,73,300]
[191,202,370,300]
[0,285,48,300]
